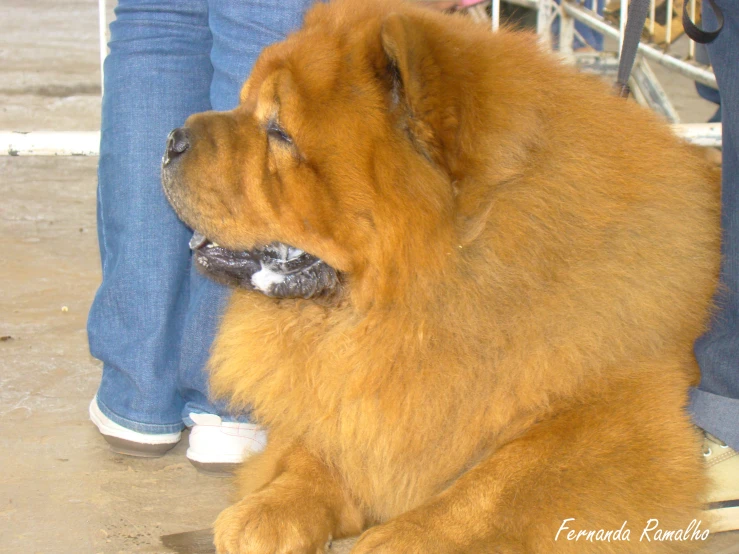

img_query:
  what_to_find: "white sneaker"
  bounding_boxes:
[186,412,267,473]
[89,397,181,457]
[702,432,739,533]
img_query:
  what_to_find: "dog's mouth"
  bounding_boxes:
[190,231,340,299]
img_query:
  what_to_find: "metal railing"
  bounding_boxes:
[0,0,720,156]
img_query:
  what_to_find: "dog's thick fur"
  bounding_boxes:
[162,1,721,551]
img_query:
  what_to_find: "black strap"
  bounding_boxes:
[614,0,651,98]
[614,0,725,99]
[683,0,724,44]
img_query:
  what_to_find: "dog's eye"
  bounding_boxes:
[266,121,293,145]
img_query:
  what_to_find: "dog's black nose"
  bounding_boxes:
[163,127,190,165]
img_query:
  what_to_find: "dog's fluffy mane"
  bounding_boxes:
[206,0,718,536]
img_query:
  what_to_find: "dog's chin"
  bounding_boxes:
[189,231,341,300]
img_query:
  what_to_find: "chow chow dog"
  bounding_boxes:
[161,0,720,551]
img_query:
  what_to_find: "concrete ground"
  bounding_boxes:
[0,1,735,553]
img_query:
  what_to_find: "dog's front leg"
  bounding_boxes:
[351,379,704,554]
[214,441,364,554]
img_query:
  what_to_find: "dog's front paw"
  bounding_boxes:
[213,490,332,554]
[351,517,443,554]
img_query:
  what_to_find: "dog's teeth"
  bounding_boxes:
[189,231,208,250]
[286,246,304,259]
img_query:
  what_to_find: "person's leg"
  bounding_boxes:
[694,43,721,123]
[173,0,316,470]
[691,0,739,452]
[690,0,739,534]
[88,0,213,440]
[178,0,317,425]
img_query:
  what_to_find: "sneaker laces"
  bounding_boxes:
[703,431,730,457]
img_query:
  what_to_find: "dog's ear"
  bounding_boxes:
[380,13,430,112]
[380,13,454,164]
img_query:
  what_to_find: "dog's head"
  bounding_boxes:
[162,0,508,304]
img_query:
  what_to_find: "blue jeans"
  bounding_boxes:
[87,0,315,434]
[691,0,739,451]
[694,44,721,123]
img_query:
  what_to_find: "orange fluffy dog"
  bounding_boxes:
[161,0,721,552]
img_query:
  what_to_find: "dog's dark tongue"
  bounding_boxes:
[190,233,339,299]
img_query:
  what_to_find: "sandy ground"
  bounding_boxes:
[0,1,736,553]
